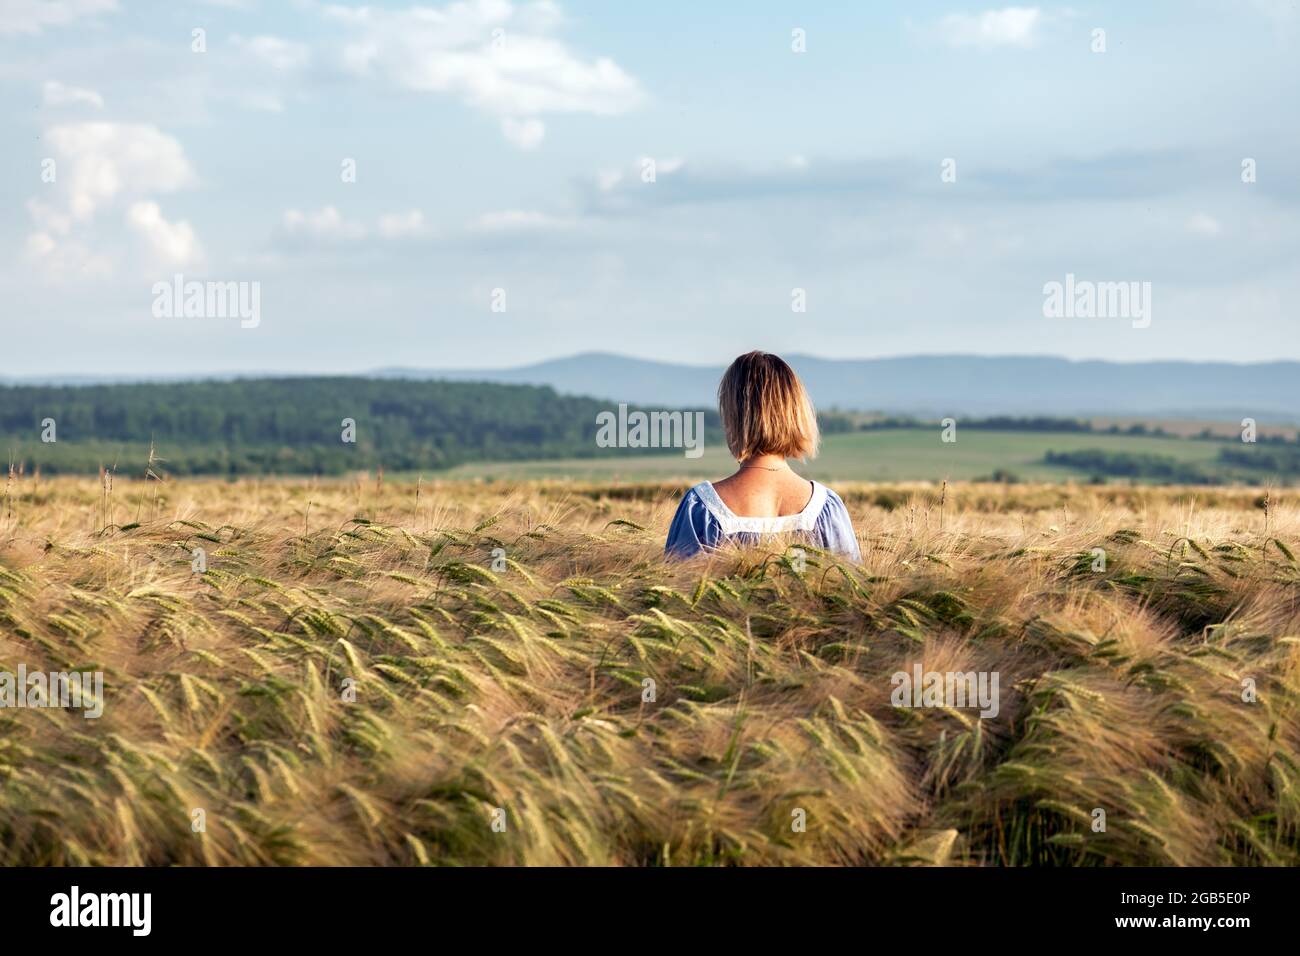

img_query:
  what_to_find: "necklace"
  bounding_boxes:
[739,463,786,472]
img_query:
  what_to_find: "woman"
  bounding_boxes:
[664,351,860,560]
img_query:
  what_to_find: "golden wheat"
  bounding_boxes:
[0,477,1296,866]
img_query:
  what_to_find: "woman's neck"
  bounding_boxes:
[736,454,791,473]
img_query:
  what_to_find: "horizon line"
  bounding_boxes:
[8,350,1300,383]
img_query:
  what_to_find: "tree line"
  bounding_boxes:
[0,378,724,476]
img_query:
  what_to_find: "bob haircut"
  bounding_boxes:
[717,351,820,462]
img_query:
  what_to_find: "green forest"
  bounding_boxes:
[1043,445,1300,484]
[0,378,721,476]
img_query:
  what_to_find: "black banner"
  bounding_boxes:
[0,866,1281,942]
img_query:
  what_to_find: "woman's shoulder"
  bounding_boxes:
[809,482,861,560]
[809,480,845,513]
[670,481,731,523]
[810,481,854,530]
[672,481,714,512]
[665,482,723,558]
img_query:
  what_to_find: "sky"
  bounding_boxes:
[1,0,1298,377]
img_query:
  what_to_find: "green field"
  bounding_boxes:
[441,428,1228,482]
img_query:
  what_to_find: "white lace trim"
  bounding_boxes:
[693,480,826,535]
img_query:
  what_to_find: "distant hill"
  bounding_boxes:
[374,353,1300,422]
[8,353,1298,422]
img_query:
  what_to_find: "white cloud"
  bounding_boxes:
[25,122,200,278]
[42,80,105,109]
[23,229,112,279]
[642,156,684,176]
[472,208,572,231]
[232,34,311,72]
[377,209,430,239]
[593,156,684,196]
[936,7,1043,48]
[501,116,545,149]
[281,206,368,241]
[277,208,434,243]
[1186,212,1223,237]
[0,0,116,35]
[26,197,71,239]
[324,0,642,147]
[237,90,287,112]
[512,0,564,31]
[127,201,203,267]
[42,122,197,222]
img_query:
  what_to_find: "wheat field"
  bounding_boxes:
[1,475,1297,866]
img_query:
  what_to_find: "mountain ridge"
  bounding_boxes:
[370,352,1300,421]
[7,353,1297,420]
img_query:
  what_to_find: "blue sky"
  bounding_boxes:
[2,0,1298,376]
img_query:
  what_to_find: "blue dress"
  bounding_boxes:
[664,480,861,561]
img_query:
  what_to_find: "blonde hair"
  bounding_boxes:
[717,351,820,462]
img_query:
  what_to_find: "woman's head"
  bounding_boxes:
[717,351,819,462]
